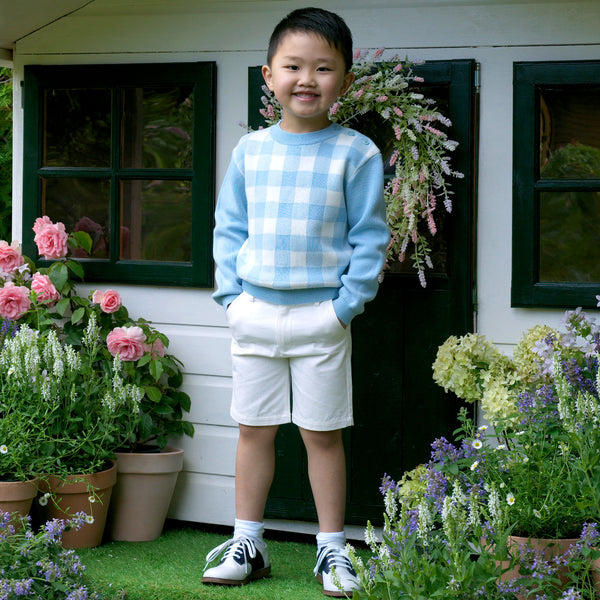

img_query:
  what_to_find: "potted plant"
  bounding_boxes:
[340,299,600,599]
[427,302,600,596]
[1,321,143,547]
[0,216,194,544]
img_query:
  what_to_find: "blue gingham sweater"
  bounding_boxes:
[212,122,389,325]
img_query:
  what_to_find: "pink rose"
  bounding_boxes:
[31,272,60,306]
[33,217,69,260]
[0,282,31,320]
[92,289,122,314]
[106,326,147,362]
[144,337,166,358]
[0,241,25,274]
[32,216,53,235]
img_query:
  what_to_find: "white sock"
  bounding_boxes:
[234,518,265,544]
[316,530,346,551]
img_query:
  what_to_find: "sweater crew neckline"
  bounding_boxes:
[269,122,343,145]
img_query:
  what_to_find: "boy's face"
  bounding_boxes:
[262,31,354,134]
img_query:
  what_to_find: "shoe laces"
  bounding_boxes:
[313,545,354,577]
[204,536,258,574]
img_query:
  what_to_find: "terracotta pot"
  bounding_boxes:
[0,477,39,519]
[108,446,184,542]
[39,462,117,549]
[500,536,579,599]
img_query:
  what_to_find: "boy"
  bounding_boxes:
[203,7,389,597]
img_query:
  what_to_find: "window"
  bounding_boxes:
[23,62,216,287]
[512,61,600,308]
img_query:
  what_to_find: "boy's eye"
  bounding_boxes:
[285,65,299,71]
[317,67,332,72]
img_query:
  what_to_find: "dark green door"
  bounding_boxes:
[247,60,477,525]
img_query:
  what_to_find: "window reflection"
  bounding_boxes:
[122,87,193,169]
[539,87,600,179]
[539,190,600,282]
[43,89,111,168]
[41,177,111,259]
[120,179,192,261]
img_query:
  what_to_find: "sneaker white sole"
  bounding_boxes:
[315,573,355,598]
[201,565,271,586]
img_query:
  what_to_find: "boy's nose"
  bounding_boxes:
[298,69,316,86]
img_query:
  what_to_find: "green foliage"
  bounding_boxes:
[0,67,12,242]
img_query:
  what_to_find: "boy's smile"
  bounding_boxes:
[262,32,354,134]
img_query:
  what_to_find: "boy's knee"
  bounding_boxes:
[300,427,343,450]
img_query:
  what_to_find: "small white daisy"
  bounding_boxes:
[85,514,95,524]
[472,439,483,450]
[533,509,542,518]
[478,425,488,431]
[506,492,515,506]
[0,445,7,454]
[470,461,479,471]
[39,493,50,506]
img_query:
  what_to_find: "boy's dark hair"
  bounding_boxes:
[266,7,353,72]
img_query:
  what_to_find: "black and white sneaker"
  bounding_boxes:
[314,545,361,598]
[201,536,271,585]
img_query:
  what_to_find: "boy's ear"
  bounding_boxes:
[339,71,355,97]
[262,65,274,91]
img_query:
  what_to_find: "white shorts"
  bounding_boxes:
[226,292,353,431]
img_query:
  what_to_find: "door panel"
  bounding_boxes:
[247,60,477,525]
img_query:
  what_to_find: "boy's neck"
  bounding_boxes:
[279,115,332,134]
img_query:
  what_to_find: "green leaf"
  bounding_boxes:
[182,421,195,438]
[55,298,71,317]
[71,307,85,324]
[137,354,152,368]
[145,386,163,403]
[66,259,85,279]
[48,262,69,293]
[71,230,93,254]
[149,359,164,382]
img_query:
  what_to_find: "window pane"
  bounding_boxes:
[122,87,193,169]
[41,177,111,259]
[539,190,600,282]
[43,89,111,168]
[539,87,600,179]
[120,179,191,261]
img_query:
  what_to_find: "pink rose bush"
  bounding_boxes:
[31,272,60,306]
[33,216,69,260]
[107,326,147,362]
[92,289,122,314]
[0,215,193,452]
[0,240,24,274]
[0,282,31,319]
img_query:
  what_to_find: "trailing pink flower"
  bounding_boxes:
[33,217,68,260]
[393,63,403,73]
[353,48,362,61]
[376,95,388,102]
[424,124,443,137]
[31,273,60,306]
[389,150,399,167]
[374,48,385,59]
[0,240,24,274]
[393,107,403,117]
[427,211,437,235]
[0,282,31,320]
[329,102,341,116]
[92,289,122,314]
[353,88,365,100]
[106,326,147,362]
[413,76,425,83]
[394,126,402,140]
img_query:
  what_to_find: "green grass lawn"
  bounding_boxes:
[77,523,369,600]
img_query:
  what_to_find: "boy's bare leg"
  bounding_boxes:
[235,424,279,522]
[299,427,346,532]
